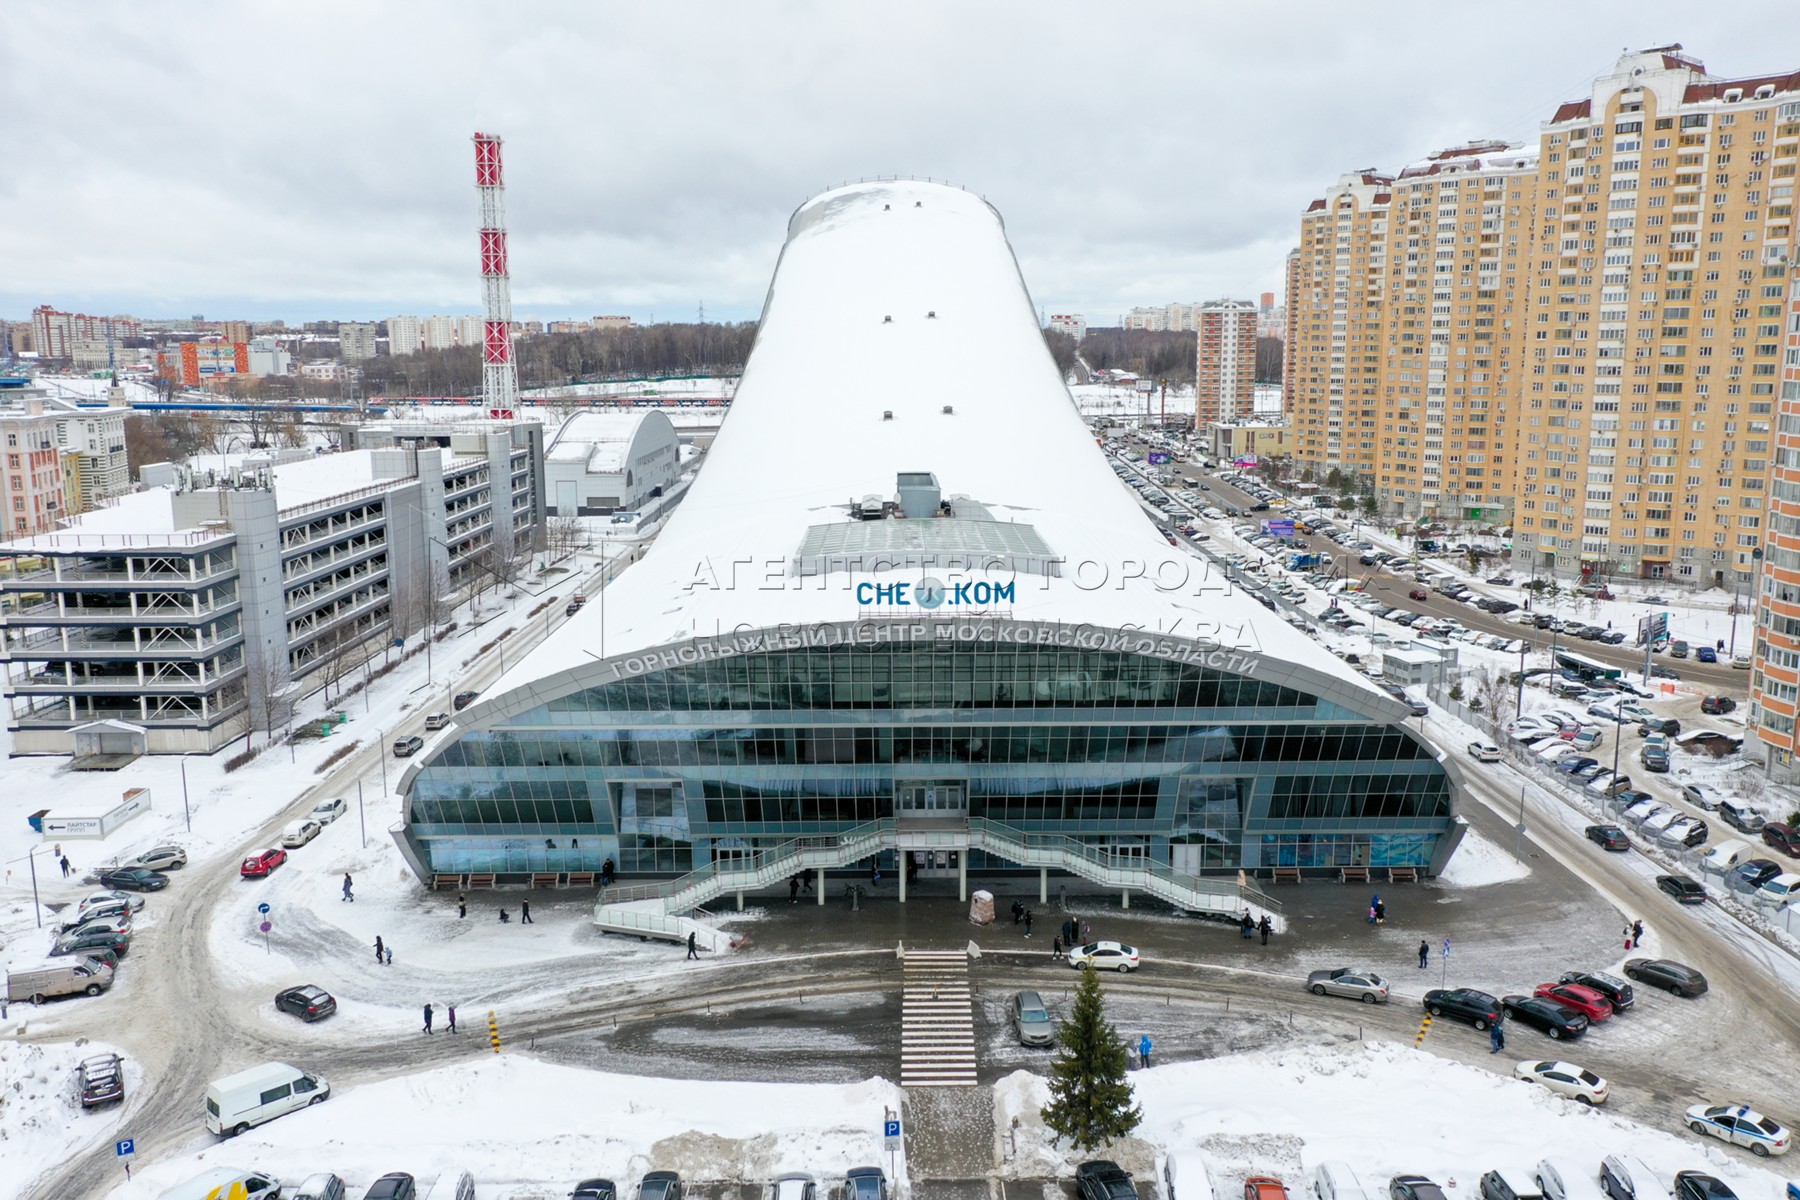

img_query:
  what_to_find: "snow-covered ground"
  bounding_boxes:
[98,1058,902,1200]
[0,1039,136,1194]
[1016,1041,1794,1200]
[1434,827,1531,889]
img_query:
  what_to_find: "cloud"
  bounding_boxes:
[3,0,1796,323]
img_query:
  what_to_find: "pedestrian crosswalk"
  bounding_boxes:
[901,949,977,1087]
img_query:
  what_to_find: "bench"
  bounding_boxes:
[567,872,596,888]
[432,874,465,891]
[1271,867,1302,884]
[1387,866,1419,883]
[466,873,497,889]
[530,873,560,889]
[1339,866,1371,883]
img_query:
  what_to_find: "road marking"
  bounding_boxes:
[901,950,976,1087]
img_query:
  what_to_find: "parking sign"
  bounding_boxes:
[116,1139,135,1158]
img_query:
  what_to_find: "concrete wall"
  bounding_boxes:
[221,489,288,732]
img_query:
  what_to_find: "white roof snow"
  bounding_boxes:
[546,410,670,475]
[492,179,1384,703]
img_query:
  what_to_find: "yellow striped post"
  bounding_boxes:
[1414,1013,1432,1047]
[487,1009,501,1054]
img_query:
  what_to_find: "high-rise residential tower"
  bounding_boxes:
[1196,300,1258,425]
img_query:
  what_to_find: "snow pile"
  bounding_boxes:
[1436,827,1531,889]
[102,1057,901,1200]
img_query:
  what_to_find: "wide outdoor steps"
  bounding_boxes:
[901,949,977,1088]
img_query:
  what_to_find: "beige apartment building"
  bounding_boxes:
[1287,46,1799,587]
[1510,47,1797,587]
[1288,171,1392,489]
[1195,299,1257,425]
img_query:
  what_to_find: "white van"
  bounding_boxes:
[1163,1155,1218,1200]
[423,1171,475,1200]
[158,1169,282,1200]
[6,957,114,1003]
[1312,1162,1370,1200]
[1699,839,1752,875]
[205,1061,329,1136]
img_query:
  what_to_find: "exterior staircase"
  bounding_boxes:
[593,816,1284,943]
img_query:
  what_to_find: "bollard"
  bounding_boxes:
[1414,1013,1432,1047]
[487,1009,502,1054]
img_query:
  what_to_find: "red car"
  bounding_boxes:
[1408,589,1429,601]
[240,848,288,879]
[1534,982,1612,1022]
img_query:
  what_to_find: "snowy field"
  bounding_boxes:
[1003,1041,1795,1200]
[95,1059,902,1200]
[0,1039,136,1195]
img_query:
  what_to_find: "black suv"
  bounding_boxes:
[1700,695,1737,715]
[1557,970,1634,1011]
[1422,988,1502,1030]
[1076,1161,1138,1200]
[637,1174,683,1200]
[78,1053,125,1108]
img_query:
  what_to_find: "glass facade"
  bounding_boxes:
[402,641,1456,877]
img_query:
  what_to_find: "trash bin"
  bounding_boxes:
[28,809,48,833]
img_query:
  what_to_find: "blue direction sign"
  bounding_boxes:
[116,1139,135,1158]
[257,903,270,915]
[1442,937,1452,958]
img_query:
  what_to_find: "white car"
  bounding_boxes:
[1516,1060,1609,1105]
[77,890,146,917]
[1641,808,1684,835]
[1468,742,1503,763]
[1659,817,1705,846]
[1758,873,1800,908]
[1067,940,1140,973]
[310,797,348,824]
[1683,1103,1792,1156]
[1622,799,1664,825]
[280,819,322,849]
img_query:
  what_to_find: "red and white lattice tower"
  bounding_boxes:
[473,132,519,418]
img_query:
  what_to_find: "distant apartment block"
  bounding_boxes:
[1122,303,1199,332]
[1047,313,1087,340]
[423,316,457,351]
[1196,300,1258,425]
[0,422,545,754]
[0,379,130,530]
[593,316,636,332]
[31,307,143,360]
[386,316,423,356]
[219,320,252,345]
[339,323,378,360]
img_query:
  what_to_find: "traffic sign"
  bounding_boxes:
[257,902,270,915]
[1442,937,1451,957]
[116,1139,135,1158]
[883,1118,901,1150]
[259,921,272,933]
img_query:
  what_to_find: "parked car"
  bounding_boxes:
[96,866,168,892]
[59,910,131,938]
[1681,783,1720,811]
[1638,717,1681,736]
[1480,1169,1544,1200]
[1624,958,1708,996]
[294,1176,347,1200]
[392,735,425,758]
[1012,989,1053,1046]
[51,927,130,959]
[1245,1180,1290,1200]
[363,1174,418,1200]
[636,1173,683,1200]
[1422,988,1502,1030]
[1656,874,1707,904]
[1696,647,1718,663]
[311,797,348,824]
[125,845,187,871]
[1727,858,1783,891]
[62,899,132,932]
[843,1168,890,1200]
[1077,1161,1138,1200]
[1757,873,1800,908]
[1701,696,1737,715]
[281,819,323,849]
[1585,825,1631,851]
[1306,967,1390,1004]
[1533,983,1611,1022]
[1672,1175,1737,1200]
[77,889,145,916]
[1640,748,1671,773]
[570,1181,619,1200]
[1683,1104,1792,1156]
[1068,941,1139,973]
[240,848,289,879]
[275,984,339,1022]
[1389,1177,1447,1200]
[424,712,452,731]
[1557,970,1634,1011]
[1515,1059,1608,1105]
[770,1175,817,1200]
[1764,823,1800,857]
[1659,818,1709,850]
[78,1052,126,1108]
[1468,742,1502,763]
[1599,1156,1663,1200]
[1501,994,1590,1040]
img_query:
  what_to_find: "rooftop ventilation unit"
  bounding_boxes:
[882,410,893,421]
[942,405,954,415]
[896,472,941,519]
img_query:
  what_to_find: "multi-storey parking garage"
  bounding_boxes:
[395,180,1465,913]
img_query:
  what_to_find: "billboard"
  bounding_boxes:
[1134,378,1156,393]
[1147,451,1171,465]
[1264,519,1296,538]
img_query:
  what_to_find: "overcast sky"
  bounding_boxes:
[5,2,1798,327]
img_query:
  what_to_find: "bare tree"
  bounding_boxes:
[1473,667,1516,726]
[249,651,294,745]
[545,513,585,559]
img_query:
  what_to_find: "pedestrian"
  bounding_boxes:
[423,1003,434,1035]
[374,935,384,964]
[1632,919,1644,946]
[1241,910,1254,939]
[1418,940,1429,970]
[789,875,800,904]
[1623,922,1634,950]
[498,908,510,923]
[686,931,699,960]
[1080,918,1090,942]
[1138,1033,1153,1070]
[1374,899,1386,925]
[521,898,533,924]
[458,895,467,919]
[1053,934,1063,961]
[802,871,814,894]
[342,872,354,902]
[1023,909,1034,939]
[59,855,71,878]
[1489,1015,1505,1054]
[447,1004,457,1034]
[871,862,881,887]
[1259,915,1272,945]
[602,858,615,886]
[1368,904,1379,924]
[384,945,393,966]
[1012,899,1024,925]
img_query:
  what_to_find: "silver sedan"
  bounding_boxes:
[1306,967,1390,1004]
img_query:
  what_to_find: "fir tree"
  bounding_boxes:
[1040,963,1142,1151]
